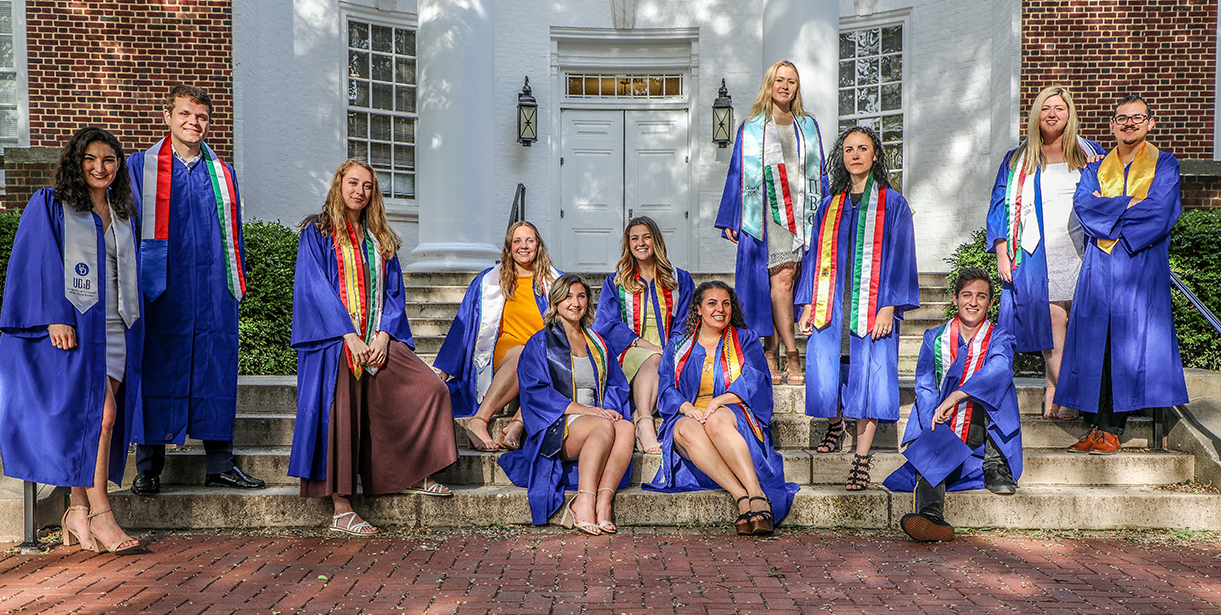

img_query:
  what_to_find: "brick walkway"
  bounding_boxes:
[3,529,1221,614]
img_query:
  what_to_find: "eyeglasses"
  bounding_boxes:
[1112,114,1150,125]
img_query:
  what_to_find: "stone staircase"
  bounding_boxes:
[98,271,1221,532]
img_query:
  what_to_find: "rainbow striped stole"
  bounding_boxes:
[673,326,761,442]
[1095,142,1160,255]
[334,219,385,379]
[579,327,610,404]
[617,275,674,351]
[932,318,994,443]
[810,176,886,335]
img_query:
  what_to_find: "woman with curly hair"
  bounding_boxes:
[0,126,144,553]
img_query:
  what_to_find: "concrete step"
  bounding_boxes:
[406,302,462,319]
[122,446,297,487]
[108,483,1221,531]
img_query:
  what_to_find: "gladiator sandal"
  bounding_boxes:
[846,453,873,491]
[816,420,846,454]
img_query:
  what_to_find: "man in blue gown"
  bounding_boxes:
[127,85,264,493]
[1056,95,1189,454]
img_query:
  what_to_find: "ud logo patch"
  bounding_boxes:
[75,262,89,276]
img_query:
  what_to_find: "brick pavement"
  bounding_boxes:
[3,529,1221,614]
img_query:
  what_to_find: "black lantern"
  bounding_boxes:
[712,78,734,148]
[517,77,538,146]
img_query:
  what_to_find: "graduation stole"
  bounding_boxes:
[140,136,246,301]
[62,203,139,327]
[334,219,385,379]
[616,274,674,362]
[933,318,994,443]
[739,116,822,246]
[1095,142,1160,255]
[545,322,610,406]
[809,175,887,335]
[673,326,763,443]
[1003,136,1097,266]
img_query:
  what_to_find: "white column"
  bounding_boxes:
[408,0,500,271]
[762,0,839,146]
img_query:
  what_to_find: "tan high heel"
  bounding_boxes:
[596,487,618,534]
[87,508,142,553]
[784,350,804,385]
[559,490,601,535]
[61,505,94,551]
[764,349,782,384]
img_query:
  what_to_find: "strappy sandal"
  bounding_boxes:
[733,495,753,535]
[61,505,94,551]
[846,453,873,491]
[86,509,142,553]
[496,419,525,451]
[633,416,663,454]
[330,511,379,536]
[748,496,774,535]
[404,477,452,497]
[596,488,618,533]
[816,420,845,453]
[560,490,601,535]
[764,350,782,384]
[783,350,804,385]
[465,416,500,452]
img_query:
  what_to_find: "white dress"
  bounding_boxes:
[1039,162,1086,302]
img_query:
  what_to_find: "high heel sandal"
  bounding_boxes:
[633,416,662,454]
[596,488,618,533]
[846,453,873,491]
[86,509,142,553]
[560,490,601,535]
[734,495,753,535]
[816,420,845,453]
[764,350,782,384]
[464,416,500,452]
[61,505,94,551]
[783,350,804,385]
[495,418,525,451]
[748,496,774,535]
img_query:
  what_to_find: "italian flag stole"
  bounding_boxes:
[673,326,763,443]
[616,275,674,363]
[334,219,385,379]
[932,318,994,443]
[140,136,246,300]
[809,175,887,335]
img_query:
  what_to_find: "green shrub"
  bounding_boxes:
[238,220,299,375]
[0,209,21,307]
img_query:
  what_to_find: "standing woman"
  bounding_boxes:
[714,60,829,385]
[797,126,919,491]
[290,159,457,536]
[986,85,1105,420]
[499,274,634,535]
[645,282,799,535]
[434,221,560,451]
[593,216,694,454]
[0,126,143,552]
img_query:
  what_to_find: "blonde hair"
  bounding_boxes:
[1013,85,1087,174]
[302,159,401,258]
[498,221,555,299]
[746,60,808,122]
[613,216,677,295]
[542,273,595,329]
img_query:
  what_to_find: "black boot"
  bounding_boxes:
[983,436,1016,495]
[901,475,955,542]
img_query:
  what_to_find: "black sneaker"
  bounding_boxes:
[901,513,955,542]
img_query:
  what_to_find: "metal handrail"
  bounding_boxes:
[1153,271,1221,452]
[507,183,526,229]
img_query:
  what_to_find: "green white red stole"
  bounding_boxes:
[673,325,763,443]
[616,274,674,362]
[809,175,887,335]
[334,219,385,379]
[933,318,994,443]
[140,136,245,301]
[1003,136,1096,267]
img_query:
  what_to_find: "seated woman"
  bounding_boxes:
[593,216,694,454]
[645,281,799,535]
[498,274,635,535]
[435,221,559,451]
[0,126,143,553]
[289,159,458,536]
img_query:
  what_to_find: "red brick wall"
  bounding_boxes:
[1181,175,1221,209]
[2,149,59,210]
[1022,0,1217,159]
[25,0,234,160]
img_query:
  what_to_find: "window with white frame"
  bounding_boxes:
[0,0,17,146]
[347,19,416,199]
[564,73,683,99]
[838,24,903,188]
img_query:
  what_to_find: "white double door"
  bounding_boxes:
[559,109,689,271]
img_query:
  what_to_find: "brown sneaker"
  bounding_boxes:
[1089,430,1121,455]
[1067,426,1099,454]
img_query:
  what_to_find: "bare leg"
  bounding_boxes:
[331,493,377,534]
[85,377,138,551]
[594,420,635,526]
[672,417,753,517]
[467,345,525,449]
[769,265,798,356]
[65,487,93,550]
[562,416,617,525]
[1043,301,1074,419]
[703,410,766,502]
[631,354,662,452]
[854,418,877,457]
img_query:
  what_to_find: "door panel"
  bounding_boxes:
[560,110,624,270]
[625,110,689,269]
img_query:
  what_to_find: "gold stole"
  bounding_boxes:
[1095,142,1160,254]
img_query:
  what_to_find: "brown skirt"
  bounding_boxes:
[301,340,458,498]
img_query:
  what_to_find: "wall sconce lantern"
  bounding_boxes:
[712,78,734,148]
[517,77,538,146]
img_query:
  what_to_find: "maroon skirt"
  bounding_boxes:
[301,340,458,498]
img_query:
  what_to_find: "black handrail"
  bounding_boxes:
[1154,271,1221,452]
[507,183,526,229]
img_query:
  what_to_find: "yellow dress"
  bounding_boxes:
[493,275,544,369]
[620,291,664,381]
[693,356,716,410]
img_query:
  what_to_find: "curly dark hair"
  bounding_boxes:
[827,125,891,197]
[683,280,748,335]
[54,126,135,220]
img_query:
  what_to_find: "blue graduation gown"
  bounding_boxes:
[497,323,632,525]
[127,150,245,444]
[985,141,1105,353]
[714,123,830,337]
[433,266,550,417]
[1054,149,1188,413]
[796,189,920,422]
[0,188,143,486]
[883,321,1024,492]
[592,269,695,361]
[643,327,799,524]
[287,225,414,481]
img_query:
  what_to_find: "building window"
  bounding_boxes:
[347,19,416,199]
[565,73,683,99]
[838,24,902,187]
[0,0,17,146]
